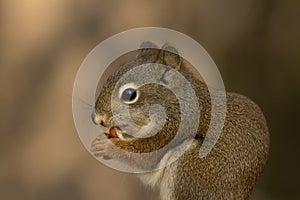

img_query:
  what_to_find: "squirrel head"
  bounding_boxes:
[92,42,198,152]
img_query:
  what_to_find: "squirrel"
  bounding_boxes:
[90,41,270,200]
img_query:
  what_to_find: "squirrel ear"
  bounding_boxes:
[136,41,159,58]
[160,43,182,70]
[139,41,158,49]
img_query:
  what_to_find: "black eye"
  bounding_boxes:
[121,88,138,103]
[119,83,140,104]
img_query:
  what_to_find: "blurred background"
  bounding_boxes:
[0,0,299,199]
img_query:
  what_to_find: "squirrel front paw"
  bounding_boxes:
[90,134,119,160]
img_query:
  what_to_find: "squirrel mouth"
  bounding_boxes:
[105,127,122,139]
[104,126,133,140]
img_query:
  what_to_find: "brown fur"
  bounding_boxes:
[91,42,270,199]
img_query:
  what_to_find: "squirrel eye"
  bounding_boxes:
[119,83,139,104]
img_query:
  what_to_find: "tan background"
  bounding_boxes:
[1,0,299,199]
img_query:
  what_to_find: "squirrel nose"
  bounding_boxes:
[91,111,106,126]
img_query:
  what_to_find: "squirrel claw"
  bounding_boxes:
[103,155,112,160]
[91,134,117,160]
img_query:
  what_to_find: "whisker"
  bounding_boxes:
[73,95,94,109]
